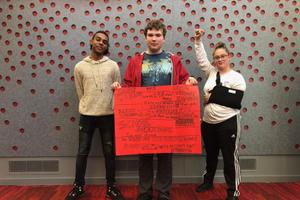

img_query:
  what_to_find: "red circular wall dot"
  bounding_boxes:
[30,89,36,94]
[84,10,90,16]
[65,68,70,73]
[284,86,290,92]
[129,13,134,18]
[240,144,246,150]
[29,3,35,8]
[55,126,61,131]
[46,69,52,75]
[12,146,18,151]
[49,89,55,94]
[70,117,76,122]
[31,113,37,118]
[52,145,58,151]
[19,128,25,134]
[95,9,101,14]
[53,107,59,113]
[16,80,22,85]
[12,102,18,107]
[270,51,275,56]
[58,64,63,69]
[4,119,10,125]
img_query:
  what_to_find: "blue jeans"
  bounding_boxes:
[74,114,116,186]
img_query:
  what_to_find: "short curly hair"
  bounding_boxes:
[144,19,167,38]
[90,30,110,55]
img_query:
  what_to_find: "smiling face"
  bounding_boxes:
[145,28,165,54]
[90,32,109,55]
[213,47,231,72]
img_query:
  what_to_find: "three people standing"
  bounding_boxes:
[66,21,246,200]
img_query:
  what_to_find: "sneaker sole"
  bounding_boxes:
[65,193,84,200]
[196,186,214,193]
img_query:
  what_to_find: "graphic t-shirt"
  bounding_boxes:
[141,51,172,87]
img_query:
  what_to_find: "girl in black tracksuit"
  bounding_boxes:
[194,29,246,200]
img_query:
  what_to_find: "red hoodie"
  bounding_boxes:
[123,52,190,87]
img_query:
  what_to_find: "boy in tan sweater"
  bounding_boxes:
[65,31,124,200]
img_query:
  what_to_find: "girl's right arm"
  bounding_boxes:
[194,29,214,77]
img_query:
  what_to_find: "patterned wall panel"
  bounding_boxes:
[0,0,299,156]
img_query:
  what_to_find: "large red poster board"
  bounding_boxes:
[114,85,201,156]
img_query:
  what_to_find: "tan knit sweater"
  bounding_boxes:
[74,56,121,116]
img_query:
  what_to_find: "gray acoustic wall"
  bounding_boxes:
[0,0,299,185]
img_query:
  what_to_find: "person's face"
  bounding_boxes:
[145,29,165,54]
[90,32,108,55]
[213,48,230,70]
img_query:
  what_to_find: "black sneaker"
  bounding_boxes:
[226,196,239,200]
[158,195,170,200]
[106,186,124,200]
[136,193,152,200]
[65,184,84,200]
[195,182,213,192]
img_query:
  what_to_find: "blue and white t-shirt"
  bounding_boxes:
[141,51,173,87]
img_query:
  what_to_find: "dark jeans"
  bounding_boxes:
[74,114,116,186]
[139,153,172,198]
[202,115,241,197]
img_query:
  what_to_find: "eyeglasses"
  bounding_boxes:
[213,54,228,60]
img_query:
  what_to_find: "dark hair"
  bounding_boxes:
[213,42,230,56]
[144,19,167,38]
[90,30,110,55]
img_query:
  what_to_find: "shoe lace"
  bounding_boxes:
[107,186,123,199]
[69,185,83,196]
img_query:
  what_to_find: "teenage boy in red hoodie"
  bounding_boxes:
[113,19,197,200]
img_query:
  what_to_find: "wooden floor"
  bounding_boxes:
[0,183,300,200]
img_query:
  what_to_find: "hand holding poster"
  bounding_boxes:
[114,85,201,156]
